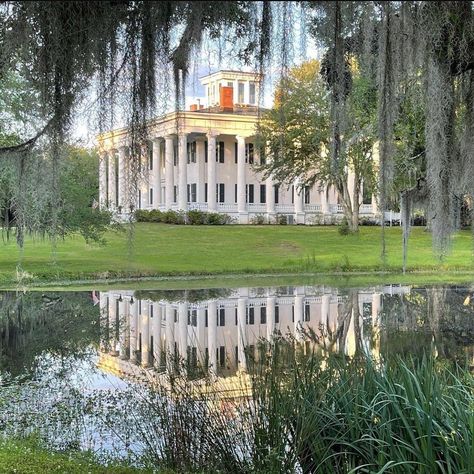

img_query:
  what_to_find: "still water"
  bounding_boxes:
[0,284,473,462]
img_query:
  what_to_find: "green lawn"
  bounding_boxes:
[0,439,151,474]
[0,224,473,284]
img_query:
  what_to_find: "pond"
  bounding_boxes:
[0,283,473,469]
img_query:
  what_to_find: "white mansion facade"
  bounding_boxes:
[98,70,379,224]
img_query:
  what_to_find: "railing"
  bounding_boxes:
[360,204,374,214]
[275,204,294,213]
[329,204,344,214]
[304,204,322,212]
[247,203,266,213]
[188,202,208,212]
[217,203,238,213]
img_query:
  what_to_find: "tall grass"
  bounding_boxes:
[129,338,473,474]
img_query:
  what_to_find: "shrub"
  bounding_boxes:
[359,216,378,226]
[275,214,288,225]
[134,209,233,225]
[187,209,208,225]
[338,217,350,235]
[206,212,233,225]
[250,214,266,225]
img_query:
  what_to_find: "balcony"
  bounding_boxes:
[304,204,322,212]
[217,203,238,213]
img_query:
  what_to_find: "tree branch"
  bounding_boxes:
[0,118,53,154]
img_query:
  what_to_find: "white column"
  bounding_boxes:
[99,292,109,352]
[178,134,188,211]
[178,302,188,357]
[294,287,304,340]
[118,298,127,359]
[266,294,276,341]
[197,308,206,366]
[152,304,163,367]
[165,303,175,367]
[118,146,127,211]
[152,139,161,207]
[108,150,116,209]
[207,133,217,212]
[236,135,247,222]
[372,292,382,361]
[141,302,150,368]
[294,178,304,224]
[109,296,119,356]
[129,298,138,363]
[165,136,174,209]
[99,153,107,209]
[237,296,247,372]
[207,301,217,375]
[266,175,275,217]
[321,185,330,214]
[196,138,206,206]
[321,294,331,328]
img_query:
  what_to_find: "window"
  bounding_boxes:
[205,309,208,327]
[173,185,177,203]
[304,304,311,322]
[150,335,154,360]
[304,186,310,205]
[260,184,266,204]
[150,304,154,318]
[139,300,142,314]
[218,346,225,367]
[291,305,294,322]
[217,308,225,327]
[235,307,238,325]
[188,309,197,327]
[291,185,294,204]
[187,142,196,164]
[227,81,233,87]
[246,184,254,204]
[205,140,208,163]
[187,184,197,203]
[246,307,255,325]
[174,309,178,323]
[238,81,245,103]
[234,183,237,203]
[362,180,372,205]
[149,188,153,205]
[173,143,177,166]
[260,306,267,324]
[138,189,141,209]
[234,142,238,164]
[275,305,280,324]
[148,146,153,170]
[245,143,254,164]
[216,141,225,163]
[216,183,225,203]
[274,185,279,204]
[249,81,256,104]
[205,183,208,203]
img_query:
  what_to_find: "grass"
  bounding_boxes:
[0,439,152,474]
[0,223,473,285]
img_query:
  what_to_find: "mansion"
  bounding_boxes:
[98,70,379,224]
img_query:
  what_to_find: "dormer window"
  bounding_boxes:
[249,82,256,104]
[238,81,245,103]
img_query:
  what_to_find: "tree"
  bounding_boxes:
[258,59,377,232]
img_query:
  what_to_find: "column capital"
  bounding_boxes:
[207,130,219,140]
[164,134,175,141]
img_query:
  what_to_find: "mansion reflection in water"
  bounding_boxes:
[98,286,415,379]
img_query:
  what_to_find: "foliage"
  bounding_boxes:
[249,214,267,225]
[338,216,350,235]
[257,59,377,232]
[134,209,233,225]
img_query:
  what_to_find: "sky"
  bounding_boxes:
[72,5,322,147]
